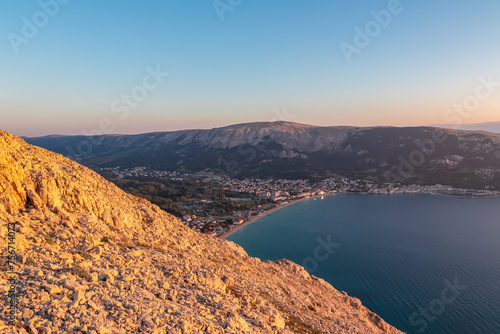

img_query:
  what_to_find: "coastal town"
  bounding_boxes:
[99,166,500,238]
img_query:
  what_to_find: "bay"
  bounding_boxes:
[227,194,500,334]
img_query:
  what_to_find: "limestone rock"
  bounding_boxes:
[0,130,403,334]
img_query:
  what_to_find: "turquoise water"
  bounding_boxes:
[227,194,500,334]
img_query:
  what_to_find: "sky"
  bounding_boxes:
[1,0,499,137]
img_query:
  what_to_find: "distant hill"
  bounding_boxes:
[26,121,500,189]
[435,121,500,134]
[0,129,403,333]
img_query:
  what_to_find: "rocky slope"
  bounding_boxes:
[27,122,500,189]
[0,129,403,333]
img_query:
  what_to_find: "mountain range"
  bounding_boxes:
[0,129,403,333]
[26,122,500,190]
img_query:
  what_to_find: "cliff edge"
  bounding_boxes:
[0,130,403,333]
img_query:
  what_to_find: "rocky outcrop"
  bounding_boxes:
[0,130,403,333]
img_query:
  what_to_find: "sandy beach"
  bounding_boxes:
[219,195,327,239]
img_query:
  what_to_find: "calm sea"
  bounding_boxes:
[227,194,500,334]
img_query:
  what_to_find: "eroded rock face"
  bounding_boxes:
[0,130,403,333]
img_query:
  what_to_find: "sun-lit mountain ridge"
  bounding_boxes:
[0,129,403,333]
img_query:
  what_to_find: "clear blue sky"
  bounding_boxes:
[1,0,499,136]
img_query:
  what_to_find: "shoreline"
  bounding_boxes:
[219,195,326,239]
[219,189,500,239]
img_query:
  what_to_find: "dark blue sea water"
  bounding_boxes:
[227,194,500,334]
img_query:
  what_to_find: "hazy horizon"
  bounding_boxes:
[11,119,499,138]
